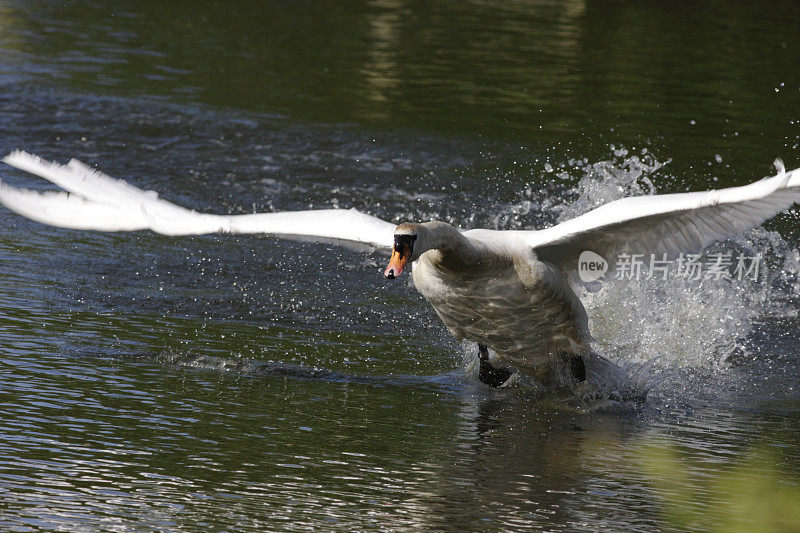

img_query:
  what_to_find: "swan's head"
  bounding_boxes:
[384,223,423,279]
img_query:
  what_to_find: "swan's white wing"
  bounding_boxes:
[0,151,395,253]
[519,162,800,270]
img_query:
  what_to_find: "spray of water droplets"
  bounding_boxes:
[467,149,800,401]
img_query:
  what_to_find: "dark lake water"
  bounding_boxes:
[2,1,800,530]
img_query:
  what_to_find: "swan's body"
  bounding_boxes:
[2,150,799,387]
[407,223,591,380]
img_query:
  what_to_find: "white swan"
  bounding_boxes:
[1,150,799,387]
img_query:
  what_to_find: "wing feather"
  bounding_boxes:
[515,162,800,271]
[4,150,797,266]
[0,151,395,253]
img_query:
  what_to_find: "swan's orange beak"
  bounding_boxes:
[384,235,416,279]
[384,248,409,279]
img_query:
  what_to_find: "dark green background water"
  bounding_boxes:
[1,1,800,530]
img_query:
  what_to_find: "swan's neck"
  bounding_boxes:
[418,222,482,272]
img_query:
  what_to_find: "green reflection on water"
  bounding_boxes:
[4,0,800,173]
[640,441,800,532]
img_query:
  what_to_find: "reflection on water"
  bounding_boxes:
[2,0,800,173]
[1,0,800,530]
[640,442,800,531]
[361,0,403,112]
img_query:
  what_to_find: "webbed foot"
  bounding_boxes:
[478,344,512,387]
[569,355,586,382]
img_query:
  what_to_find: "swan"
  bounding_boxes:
[1,150,799,388]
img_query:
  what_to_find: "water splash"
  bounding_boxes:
[464,149,800,401]
[550,152,665,224]
[551,152,799,381]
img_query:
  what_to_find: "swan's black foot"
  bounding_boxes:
[569,355,586,382]
[478,344,512,387]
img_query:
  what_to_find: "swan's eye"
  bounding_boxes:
[393,234,417,259]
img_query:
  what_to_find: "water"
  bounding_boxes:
[1,1,800,530]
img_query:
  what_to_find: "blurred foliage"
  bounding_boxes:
[639,441,800,532]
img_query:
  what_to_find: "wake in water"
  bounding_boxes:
[129,350,460,390]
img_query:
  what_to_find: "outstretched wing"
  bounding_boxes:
[519,161,800,270]
[0,151,395,253]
